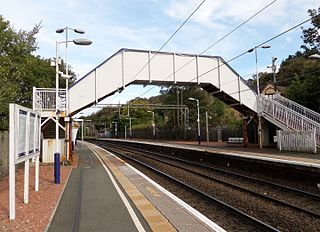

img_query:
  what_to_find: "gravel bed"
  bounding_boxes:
[159,155,320,215]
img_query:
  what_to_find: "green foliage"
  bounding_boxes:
[0,16,56,130]
[278,9,320,112]
[301,8,320,52]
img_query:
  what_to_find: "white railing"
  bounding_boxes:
[272,94,320,124]
[32,87,66,112]
[258,95,320,145]
[277,130,317,153]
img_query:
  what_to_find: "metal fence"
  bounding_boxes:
[259,95,320,145]
[273,94,320,124]
[277,130,317,153]
[33,87,66,111]
[115,125,242,142]
[0,131,9,178]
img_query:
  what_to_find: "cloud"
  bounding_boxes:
[2,0,320,80]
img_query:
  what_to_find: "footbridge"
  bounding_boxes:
[33,48,319,154]
[69,48,257,116]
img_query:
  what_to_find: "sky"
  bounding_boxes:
[1,0,320,115]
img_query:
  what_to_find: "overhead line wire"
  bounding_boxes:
[186,15,316,84]
[138,0,277,98]
[127,0,207,84]
[139,15,315,98]
[200,0,277,55]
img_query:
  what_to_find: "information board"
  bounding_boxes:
[9,103,41,220]
[12,105,41,164]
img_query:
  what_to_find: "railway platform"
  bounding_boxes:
[47,141,223,232]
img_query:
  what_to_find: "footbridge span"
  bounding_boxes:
[33,48,320,155]
[69,48,257,116]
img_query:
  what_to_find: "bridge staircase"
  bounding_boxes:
[258,94,320,146]
[32,87,67,162]
[32,87,67,135]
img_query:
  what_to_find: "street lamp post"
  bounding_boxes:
[81,120,84,142]
[205,111,212,146]
[112,121,118,137]
[56,27,85,162]
[271,57,277,93]
[129,118,132,137]
[126,117,135,138]
[268,57,278,93]
[188,97,200,145]
[54,41,60,184]
[248,45,271,148]
[54,38,92,184]
[147,111,155,141]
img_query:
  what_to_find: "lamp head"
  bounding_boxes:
[73,38,93,46]
[261,45,271,49]
[74,28,85,34]
[308,54,320,59]
[56,28,64,33]
[59,72,73,79]
[188,97,195,101]
[50,60,56,67]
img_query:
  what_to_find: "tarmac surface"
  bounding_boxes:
[47,142,151,232]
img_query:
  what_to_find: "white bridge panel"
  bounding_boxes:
[70,71,96,113]
[150,53,174,83]
[240,81,257,109]
[174,54,197,82]
[69,48,257,114]
[197,56,219,87]
[96,53,123,100]
[220,64,241,101]
[124,51,149,82]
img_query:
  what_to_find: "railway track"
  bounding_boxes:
[116,143,320,211]
[93,140,320,231]
[117,144,320,217]
[102,144,278,231]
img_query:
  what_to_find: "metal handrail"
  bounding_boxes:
[33,88,66,111]
[272,94,320,123]
[259,95,320,144]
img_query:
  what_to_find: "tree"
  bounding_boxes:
[0,16,56,130]
[280,9,320,112]
[160,86,240,128]
[301,8,320,53]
